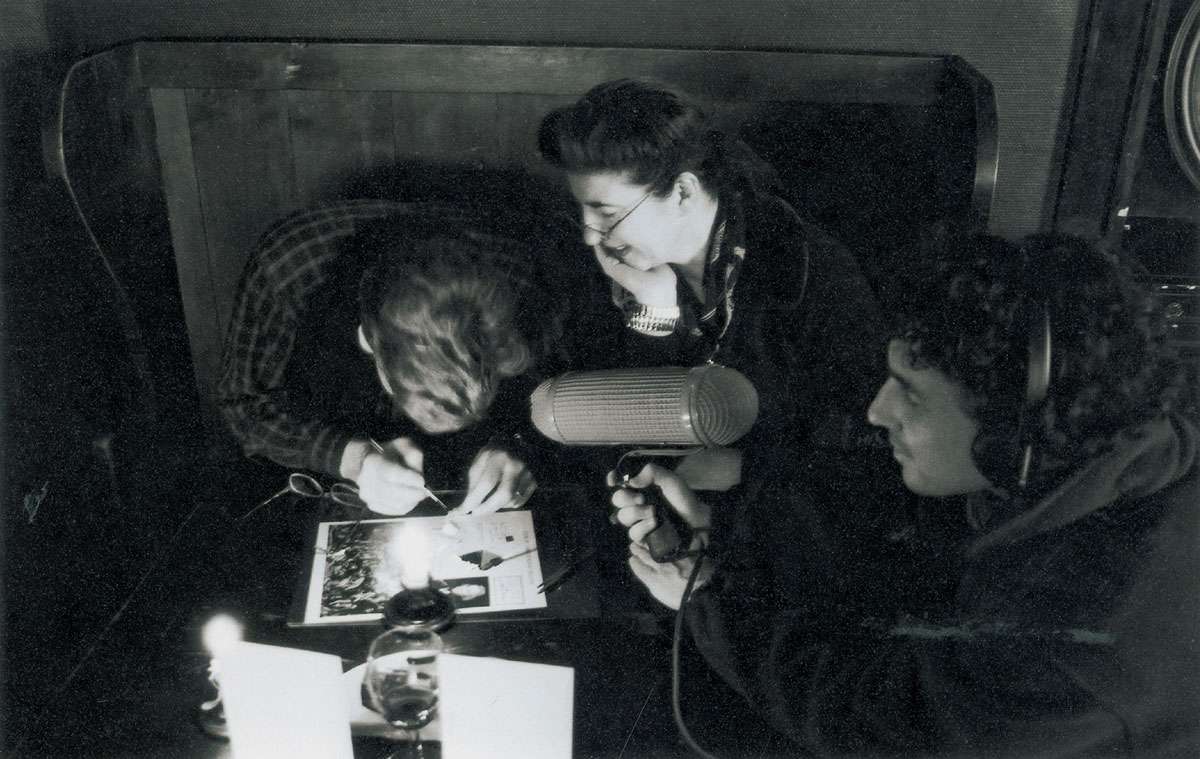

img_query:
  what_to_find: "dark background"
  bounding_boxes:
[2,0,1196,753]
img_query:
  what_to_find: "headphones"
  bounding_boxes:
[971,298,1054,495]
[1014,303,1053,490]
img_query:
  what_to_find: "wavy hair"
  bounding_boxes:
[356,216,539,434]
[537,78,776,200]
[895,233,1183,486]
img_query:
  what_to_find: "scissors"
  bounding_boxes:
[238,472,368,522]
[239,472,455,522]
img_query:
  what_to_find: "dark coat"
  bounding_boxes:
[687,414,1200,757]
[610,191,890,460]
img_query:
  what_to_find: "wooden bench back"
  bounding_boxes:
[56,41,996,431]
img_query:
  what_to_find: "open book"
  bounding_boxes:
[293,509,546,626]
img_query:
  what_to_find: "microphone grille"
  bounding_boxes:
[530,365,758,446]
[691,366,759,445]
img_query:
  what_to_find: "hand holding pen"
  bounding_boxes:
[359,437,534,518]
[366,438,452,512]
[350,437,438,516]
[455,446,538,516]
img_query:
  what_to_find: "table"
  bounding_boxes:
[6,465,713,758]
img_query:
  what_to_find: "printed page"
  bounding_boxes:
[302,510,545,625]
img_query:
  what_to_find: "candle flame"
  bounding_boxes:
[202,614,243,658]
[391,521,432,589]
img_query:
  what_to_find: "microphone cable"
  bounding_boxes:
[670,548,722,759]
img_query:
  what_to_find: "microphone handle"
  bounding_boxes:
[615,453,687,563]
[643,488,684,563]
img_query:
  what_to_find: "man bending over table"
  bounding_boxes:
[219,202,592,516]
[611,233,1199,756]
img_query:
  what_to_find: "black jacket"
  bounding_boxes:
[610,191,890,462]
[687,414,1200,757]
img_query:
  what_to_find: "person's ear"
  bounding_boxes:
[673,172,704,213]
[357,324,374,354]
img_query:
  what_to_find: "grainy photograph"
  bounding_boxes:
[3,1,1198,757]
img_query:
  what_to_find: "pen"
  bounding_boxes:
[366,438,452,513]
[536,545,599,594]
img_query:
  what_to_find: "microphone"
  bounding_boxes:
[529,365,759,447]
[530,366,758,562]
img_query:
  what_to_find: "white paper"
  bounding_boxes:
[304,510,545,624]
[438,653,574,759]
[220,641,353,759]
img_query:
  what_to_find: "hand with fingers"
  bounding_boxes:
[592,246,678,307]
[353,437,429,515]
[607,462,714,610]
[453,446,537,517]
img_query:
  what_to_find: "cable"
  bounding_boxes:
[670,550,722,759]
[9,496,214,755]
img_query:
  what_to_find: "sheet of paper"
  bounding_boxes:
[439,653,574,759]
[220,641,353,759]
[344,654,574,758]
[303,510,545,625]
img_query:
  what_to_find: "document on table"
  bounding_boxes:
[298,509,546,625]
[222,642,354,759]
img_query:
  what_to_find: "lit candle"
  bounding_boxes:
[198,614,243,736]
[390,522,432,589]
[203,613,243,663]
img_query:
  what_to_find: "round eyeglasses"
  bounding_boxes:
[567,190,652,244]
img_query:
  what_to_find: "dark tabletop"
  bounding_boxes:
[4,455,734,759]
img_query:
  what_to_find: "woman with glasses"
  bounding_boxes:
[538,79,913,755]
[537,79,888,460]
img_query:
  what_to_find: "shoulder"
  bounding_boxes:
[739,193,877,309]
[246,200,406,293]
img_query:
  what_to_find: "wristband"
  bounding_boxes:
[625,303,681,336]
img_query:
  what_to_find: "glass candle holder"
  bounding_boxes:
[382,585,456,632]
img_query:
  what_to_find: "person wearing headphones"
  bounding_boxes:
[612,233,1198,756]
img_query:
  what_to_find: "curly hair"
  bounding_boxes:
[895,233,1183,487]
[537,78,776,200]
[356,216,542,434]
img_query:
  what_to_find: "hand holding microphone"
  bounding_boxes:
[530,365,758,563]
[608,460,711,551]
[609,463,714,609]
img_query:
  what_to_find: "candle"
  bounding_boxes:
[197,614,243,737]
[390,522,432,590]
[202,614,243,661]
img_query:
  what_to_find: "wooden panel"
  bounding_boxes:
[288,90,396,206]
[391,92,498,165]
[133,42,945,105]
[185,87,299,396]
[1051,0,1164,238]
[150,88,218,401]
[52,40,999,431]
[495,93,579,169]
